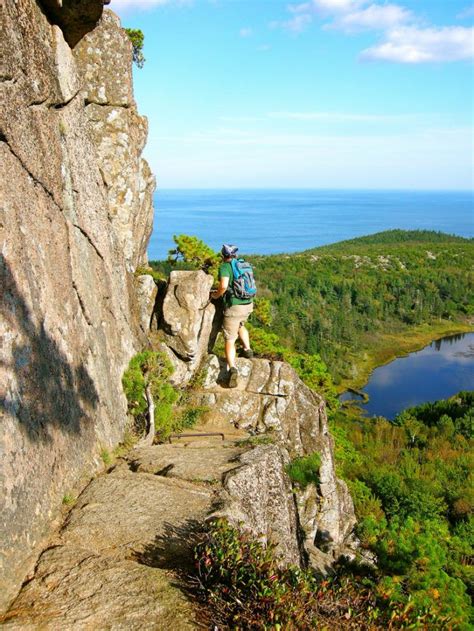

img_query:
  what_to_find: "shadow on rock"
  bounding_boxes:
[137,519,204,572]
[0,255,99,443]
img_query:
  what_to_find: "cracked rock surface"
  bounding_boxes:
[1,436,278,629]
[1,458,207,629]
[0,2,153,609]
[191,354,357,569]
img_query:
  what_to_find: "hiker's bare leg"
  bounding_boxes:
[238,325,251,351]
[225,339,236,369]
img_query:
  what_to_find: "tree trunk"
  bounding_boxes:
[138,384,155,447]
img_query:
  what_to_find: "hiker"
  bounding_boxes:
[210,244,256,387]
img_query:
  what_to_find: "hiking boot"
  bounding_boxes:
[227,367,238,388]
[240,348,254,359]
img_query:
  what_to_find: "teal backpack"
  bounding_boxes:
[230,258,257,300]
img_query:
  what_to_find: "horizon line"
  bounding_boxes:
[153,186,474,193]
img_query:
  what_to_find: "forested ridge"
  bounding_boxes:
[331,391,474,626]
[248,230,474,386]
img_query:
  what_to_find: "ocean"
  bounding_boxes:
[148,189,474,261]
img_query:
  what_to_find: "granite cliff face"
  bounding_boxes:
[0,1,154,609]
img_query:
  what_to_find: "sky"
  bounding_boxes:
[111,0,473,190]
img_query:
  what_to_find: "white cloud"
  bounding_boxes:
[329,3,412,32]
[284,0,474,64]
[361,26,474,63]
[239,27,253,38]
[270,13,313,33]
[310,0,367,12]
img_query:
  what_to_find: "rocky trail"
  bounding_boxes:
[2,425,249,630]
[2,350,357,629]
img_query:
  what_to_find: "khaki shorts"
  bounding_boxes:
[222,303,253,343]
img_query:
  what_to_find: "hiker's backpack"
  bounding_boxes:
[230,258,257,300]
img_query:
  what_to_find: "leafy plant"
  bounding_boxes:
[286,452,321,489]
[193,520,375,629]
[122,350,207,442]
[191,519,449,629]
[124,28,145,68]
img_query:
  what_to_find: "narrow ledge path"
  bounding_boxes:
[2,429,248,630]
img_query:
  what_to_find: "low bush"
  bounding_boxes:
[192,519,457,629]
[286,452,321,489]
[193,519,381,630]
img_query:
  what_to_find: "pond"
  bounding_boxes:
[340,332,474,420]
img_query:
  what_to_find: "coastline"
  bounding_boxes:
[337,319,474,394]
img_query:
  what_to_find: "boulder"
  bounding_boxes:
[215,445,302,567]
[135,274,158,333]
[39,0,107,48]
[198,356,327,455]
[194,354,357,565]
[160,271,215,384]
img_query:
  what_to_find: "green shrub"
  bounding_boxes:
[134,266,165,283]
[122,350,207,442]
[122,350,177,441]
[286,452,321,489]
[193,519,467,629]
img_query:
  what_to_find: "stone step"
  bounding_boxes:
[126,443,246,483]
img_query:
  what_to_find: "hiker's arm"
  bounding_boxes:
[210,276,229,299]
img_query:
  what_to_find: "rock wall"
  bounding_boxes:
[0,1,154,610]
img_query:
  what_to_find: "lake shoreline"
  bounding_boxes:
[337,318,474,394]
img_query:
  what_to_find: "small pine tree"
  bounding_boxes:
[124,28,145,68]
[168,234,220,277]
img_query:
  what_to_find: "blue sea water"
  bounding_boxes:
[148,189,473,260]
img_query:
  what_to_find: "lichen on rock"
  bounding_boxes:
[0,1,154,611]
